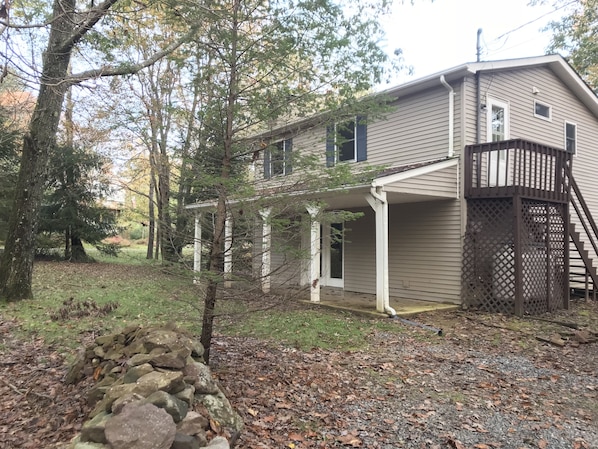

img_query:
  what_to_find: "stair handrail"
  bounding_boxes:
[569,175,598,260]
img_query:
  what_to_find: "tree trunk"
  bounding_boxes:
[0,0,76,300]
[70,235,88,262]
[200,0,239,363]
[147,174,155,259]
[200,193,227,364]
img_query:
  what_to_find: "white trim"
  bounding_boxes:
[259,208,272,293]
[564,120,577,155]
[320,222,344,288]
[193,213,202,283]
[365,188,391,315]
[486,97,510,142]
[306,205,321,303]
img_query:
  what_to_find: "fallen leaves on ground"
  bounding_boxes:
[1,300,598,448]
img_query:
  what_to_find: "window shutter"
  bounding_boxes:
[356,115,367,162]
[263,149,271,179]
[326,125,335,167]
[284,138,293,174]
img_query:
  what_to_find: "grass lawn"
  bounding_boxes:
[0,246,404,356]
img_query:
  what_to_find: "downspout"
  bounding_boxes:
[369,186,397,317]
[440,75,454,157]
[476,28,483,144]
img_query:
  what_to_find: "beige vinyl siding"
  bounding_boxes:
[344,208,376,294]
[252,218,304,287]
[343,199,462,303]
[367,86,455,167]
[386,164,458,198]
[388,200,462,303]
[463,74,479,145]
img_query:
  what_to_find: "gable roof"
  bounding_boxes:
[380,54,598,117]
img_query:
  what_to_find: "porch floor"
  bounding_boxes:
[300,288,460,318]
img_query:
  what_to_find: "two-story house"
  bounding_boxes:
[187,54,598,316]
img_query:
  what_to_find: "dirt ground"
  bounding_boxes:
[1,300,597,449]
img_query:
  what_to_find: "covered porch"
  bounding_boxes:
[186,157,460,316]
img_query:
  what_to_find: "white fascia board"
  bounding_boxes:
[372,158,458,188]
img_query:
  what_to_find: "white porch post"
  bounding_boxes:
[193,212,202,284]
[224,211,233,288]
[259,207,272,293]
[366,187,392,314]
[306,204,321,303]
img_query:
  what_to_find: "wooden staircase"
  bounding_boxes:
[568,175,598,300]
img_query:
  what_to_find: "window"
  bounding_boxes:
[534,101,551,120]
[565,122,577,154]
[486,98,509,142]
[264,139,292,178]
[326,116,367,166]
[486,98,510,186]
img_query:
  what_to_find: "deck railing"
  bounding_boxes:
[464,139,572,203]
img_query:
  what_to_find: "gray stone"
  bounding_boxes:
[95,335,116,346]
[90,383,137,417]
[145,390,189,423]
[142,330,181,352]
[111,393,144,415]
[105,402,176,449]
[150,352,186,369]
[198,390,243,432]
[134,370,185,396]
[170,432,200,449]
[80,411,110,444]
[104,344,125,360]
[174,385,195,406]
[183,361,219,394]
[93,346,105,358]
[73,442,110,449]
[123,362,154,383]
[207,436,230,449]
[177,412,208,446]
[128,353,153,366]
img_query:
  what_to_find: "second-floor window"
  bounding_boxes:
[565,121,577,154]
[326,116,367,166]
[487,98,510,142]
[264,139,292,178]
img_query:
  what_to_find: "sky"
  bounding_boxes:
[379,0,570,85]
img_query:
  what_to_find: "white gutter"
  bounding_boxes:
[440,75,454,157]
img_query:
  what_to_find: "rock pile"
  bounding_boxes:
[63,323,243,449]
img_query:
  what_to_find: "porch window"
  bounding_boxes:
[326,116,367,166]
[264,138,293,178]
[565,121,577,154]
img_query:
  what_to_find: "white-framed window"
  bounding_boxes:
[565,121,577,154]
[264,138,292,178]
[486,98,510,186]
[326,116,367,166]
[533,100,552,121]
[486,97,510,142]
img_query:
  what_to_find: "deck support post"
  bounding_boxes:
[193,213,202,284]
[306,204,321,303]
[513,195,524,316]
[366,187,391,314]
[259,207,272,294]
